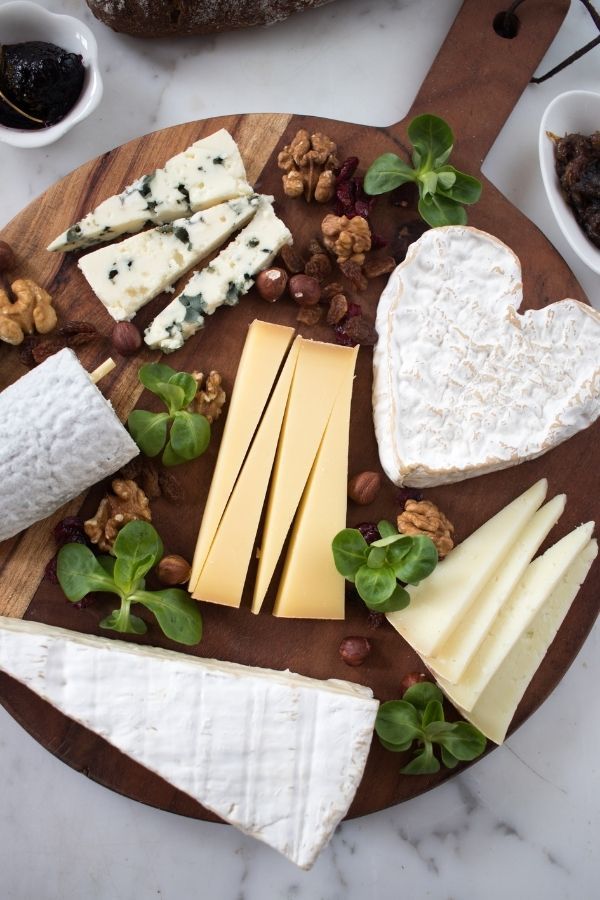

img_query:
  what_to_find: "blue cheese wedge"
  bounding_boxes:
[144,197,292,352]
[48,129,252,252]
[0,617,378,869]
[78,195,261,321]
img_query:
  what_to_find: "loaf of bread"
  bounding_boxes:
[85,0,334,37]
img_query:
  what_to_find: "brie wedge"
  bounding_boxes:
[373,226,600,486]
[0,618,378,869]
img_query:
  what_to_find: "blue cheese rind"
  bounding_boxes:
[0,617,378,869]
[144,197,292,352]
[48,129,252,252]
[78,195,261,321]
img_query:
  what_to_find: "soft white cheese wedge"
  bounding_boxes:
[78,195,260,321]
[373,226,600,486]
[386,480,548,658]
[144,197,292,352]
[48,129,252,252]
[455,539,598,744]
[426,494,566,683]
[0,617,378,869]
[437,521,595,712]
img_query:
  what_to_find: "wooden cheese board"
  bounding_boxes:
[0,0,598,823]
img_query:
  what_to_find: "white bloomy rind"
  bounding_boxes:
[372,226,600,487]
[0,618,378,869]
[48,129,252,252]
[0,348,138,542]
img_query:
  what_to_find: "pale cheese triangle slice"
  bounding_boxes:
[454,539,598,744]
[192,338,302,606]
[252,341,358,614]
[273,351,355,620]
[190,320,294,590]
[386,479,548,657]
[437,520,595,711]
[426,494,566,683]
[0,617,378,869]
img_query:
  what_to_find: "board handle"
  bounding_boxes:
[386,0,570,170]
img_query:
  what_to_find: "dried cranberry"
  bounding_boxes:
[53,516,88,547]
[370,231,388,250]
[367,611,386,629]
[356,522,380,544]
[44,554,59,584]
[345,302,362,319]
[397,488,424,508]
[333,324,354,346]
[336,156,359,183]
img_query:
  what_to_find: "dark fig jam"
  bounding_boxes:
[551,130,600,249]
[0,41,85,130]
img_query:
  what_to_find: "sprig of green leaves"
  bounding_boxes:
[376,682,486,774]
[364,114,482,227]
[332,521,437,612]
[127,363,211,467]
[57,520,202,646]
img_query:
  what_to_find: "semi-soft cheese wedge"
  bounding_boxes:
[373,226,600,486]
[144,198,292,352]
[252,341,358,614]
[426,494,566,683]
[273,354,355,619]
[48,129,252,252]
[455,539,598,744]
[78,195,260,321]
[192,338,301,607]
[0,617,378,869]
[190,321,294,589]
[437,520,595,712]
[386,480,548,658]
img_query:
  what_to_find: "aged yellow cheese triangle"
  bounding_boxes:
[192,338,301,607]
[252,340,358,614]
[273,349,356,619]
[190,320,294,590]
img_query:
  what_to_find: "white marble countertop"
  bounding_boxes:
[1,1,599,897]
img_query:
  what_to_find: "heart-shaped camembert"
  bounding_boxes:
[372,226,600,487]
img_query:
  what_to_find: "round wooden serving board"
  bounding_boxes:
[0,0,598,823]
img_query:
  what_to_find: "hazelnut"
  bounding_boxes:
[111,321,142,356]
[400,671,432,694]
[289,274,321,307]
[0,240,15,272]
[256,267,288,302]
[348,471,382,505]
[157,554,191,586]
[339,636,372,667]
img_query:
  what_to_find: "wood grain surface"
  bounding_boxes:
[1,0,598,822]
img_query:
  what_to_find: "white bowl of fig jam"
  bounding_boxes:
[0,1,103,147]
[539,90,600,275]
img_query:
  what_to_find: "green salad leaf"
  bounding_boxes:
[57,520,202,646]
[375,682,486,775]
[364,114,482,227]
[127,363,211,467]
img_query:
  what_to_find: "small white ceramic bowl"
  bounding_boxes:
[539,90,600,275]
[0,1,102,148]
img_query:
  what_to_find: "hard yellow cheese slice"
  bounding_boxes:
[436,520,595,712]
[192,338,302,607]
[425,494,566,684]
[455,539,598,744]
[273,346,358,619]
[252,340,358,614]
[190,320,294,590]
[386,479,548,658]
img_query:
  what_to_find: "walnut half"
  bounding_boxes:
[85,479,151,553]
[397,499,455,558]
[278,129,339,203]
[0,278,57,346]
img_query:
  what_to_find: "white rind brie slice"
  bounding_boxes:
[372,226,600,487]
[0,618,378,869]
